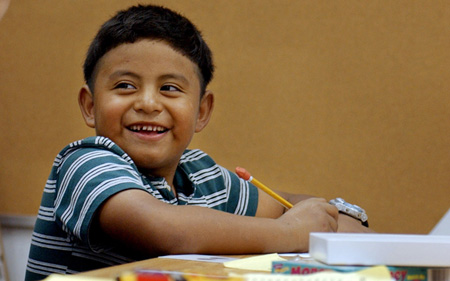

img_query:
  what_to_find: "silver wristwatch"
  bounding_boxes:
[329,198,369,227]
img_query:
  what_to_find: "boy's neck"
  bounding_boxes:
[141,168,177,196]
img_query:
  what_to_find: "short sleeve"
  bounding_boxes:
[53,147,146,252]
[221,167,259,216]
[177,149,259,216]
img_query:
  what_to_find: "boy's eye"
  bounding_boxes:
[161,85,180,92]
[115,82,136,90]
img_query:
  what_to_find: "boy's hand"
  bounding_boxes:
[276,198,339,251]
[282,197,339,232]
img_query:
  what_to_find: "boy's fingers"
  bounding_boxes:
[329,212,338,232]
[327,203,339,220]
[321,201,338,232]
[309,198,339,231]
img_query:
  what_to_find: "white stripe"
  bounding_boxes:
[32,232,71,242]
[73,176,143,237]
[37,206,55,221]
[53,155,62,167]
[26,265,66,276]
[27,258,68,275]
[31,234,72,251]
[179,189,228,208]
[55,150,107,207]
[220,166,232,201]
[179,149,206,163]
[31,240,72,252]
[235,179,249,215]
[44,179,56,193]
[189,166,222,185]
[58,154,140,234]
[67,167,140,234]
[184,189,227,204]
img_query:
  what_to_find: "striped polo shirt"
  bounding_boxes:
[25,136,258,280]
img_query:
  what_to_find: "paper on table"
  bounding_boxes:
[44,274,113,281]
[245,266,391,281]
[224,253,287,272]
[159,254,237,263]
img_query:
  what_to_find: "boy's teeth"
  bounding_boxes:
[131,125,165,132]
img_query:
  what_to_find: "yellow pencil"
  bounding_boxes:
[235,167,293,209]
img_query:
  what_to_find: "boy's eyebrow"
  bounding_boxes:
[159,73,190,85]
[108,71,190,85]
[109,70,141,81]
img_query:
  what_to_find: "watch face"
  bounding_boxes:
[342,201,364,212]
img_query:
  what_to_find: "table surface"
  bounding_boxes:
[78,255,264,279]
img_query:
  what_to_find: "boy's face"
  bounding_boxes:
[79,39,213,179]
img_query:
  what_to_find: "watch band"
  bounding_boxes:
[329,198,369,227]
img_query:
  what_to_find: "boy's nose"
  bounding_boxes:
[133,89,163,113]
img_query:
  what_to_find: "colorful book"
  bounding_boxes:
[272,258,428,281]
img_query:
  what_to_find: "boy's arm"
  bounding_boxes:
[96,189,338,255]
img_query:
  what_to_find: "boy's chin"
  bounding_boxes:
[133,155,179,175]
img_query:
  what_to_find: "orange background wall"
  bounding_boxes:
[1,0,449,234]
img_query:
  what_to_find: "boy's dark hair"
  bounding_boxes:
[83,4,214,95]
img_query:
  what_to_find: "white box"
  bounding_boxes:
[309,232,450,267]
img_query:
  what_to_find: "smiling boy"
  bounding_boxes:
[25,4,371,281]
[79,39,211,187]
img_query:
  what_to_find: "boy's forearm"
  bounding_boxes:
[156,205,297,254]
[97,189,306,256]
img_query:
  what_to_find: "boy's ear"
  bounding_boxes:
[195,90,214,133]
[78,85,96,128]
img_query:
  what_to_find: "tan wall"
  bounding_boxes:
[1,0,449,234]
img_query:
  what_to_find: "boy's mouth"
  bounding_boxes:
[128,125,169,134]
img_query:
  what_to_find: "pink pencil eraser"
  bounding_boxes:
[235,167,251,181]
